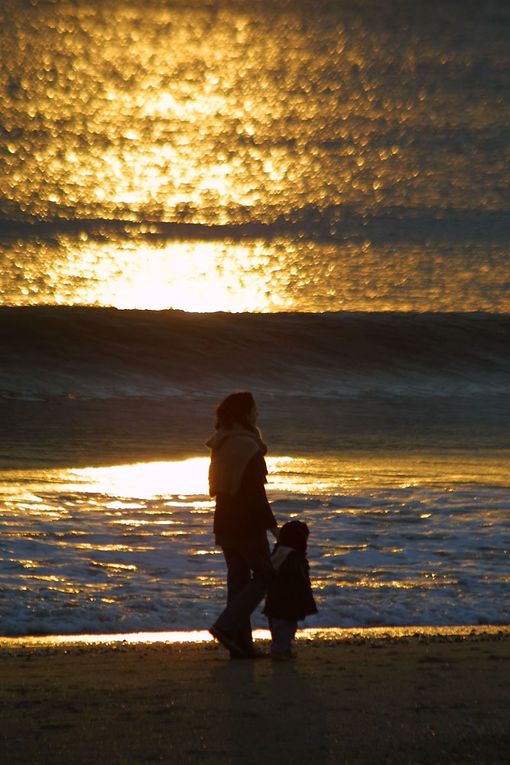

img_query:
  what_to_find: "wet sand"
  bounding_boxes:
[1,632,509,764]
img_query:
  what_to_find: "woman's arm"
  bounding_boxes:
[237,452,278,533]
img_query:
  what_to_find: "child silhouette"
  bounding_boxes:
[264,520,318,659]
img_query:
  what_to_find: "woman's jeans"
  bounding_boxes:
[214,536,272,653]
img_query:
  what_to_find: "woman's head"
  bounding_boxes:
[215,391,257,431]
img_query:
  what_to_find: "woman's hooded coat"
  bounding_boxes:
[206,427,276,544]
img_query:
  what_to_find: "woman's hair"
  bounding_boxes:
[215,391,256,431]
[278,520,309,553]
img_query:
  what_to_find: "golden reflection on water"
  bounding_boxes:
[1,3,509,312]
[2,452,509,507]
[1,455,321,503]
[1,4,381,222]
[71,458,210,499]
[2,2,505,223]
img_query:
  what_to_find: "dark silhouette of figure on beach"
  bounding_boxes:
[207,391,278,658]
[264,520,318,660]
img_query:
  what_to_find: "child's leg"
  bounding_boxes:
[269,617,298,654]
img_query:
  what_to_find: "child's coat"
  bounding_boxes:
[263,544,318,622]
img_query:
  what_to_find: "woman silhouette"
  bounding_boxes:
[206,391,278,658]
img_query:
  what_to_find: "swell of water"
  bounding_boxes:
[2,307,509,400]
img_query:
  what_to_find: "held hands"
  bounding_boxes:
[271,525,280,541]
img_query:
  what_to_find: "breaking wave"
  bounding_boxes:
[1,306,509,400]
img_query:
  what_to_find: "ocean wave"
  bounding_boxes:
[1,477,509,635]
[1,307,509,401]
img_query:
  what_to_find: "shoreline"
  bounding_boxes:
[1,628,509,764]
[2,624,509,651]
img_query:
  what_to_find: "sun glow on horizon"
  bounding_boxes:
[15,236,288,312]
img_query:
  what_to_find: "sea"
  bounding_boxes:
[0,0,509,637]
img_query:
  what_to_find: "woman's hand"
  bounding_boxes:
[271,525,279,541]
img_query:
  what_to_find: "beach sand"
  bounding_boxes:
[1,632,509,765]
